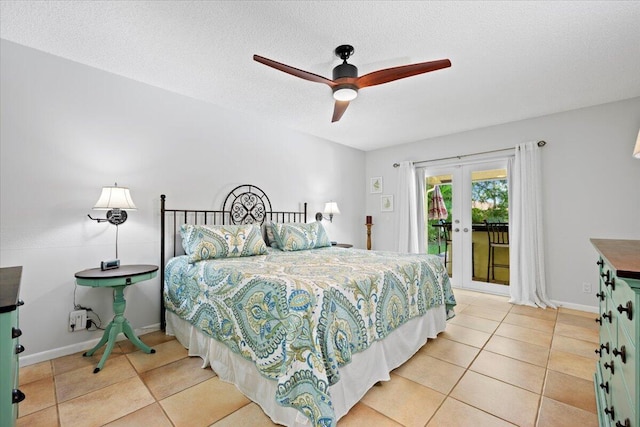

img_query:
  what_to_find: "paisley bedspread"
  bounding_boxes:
[164,247,455,427]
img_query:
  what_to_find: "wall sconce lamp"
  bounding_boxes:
[87,183,137,261]
[87,183,137,225]
[633,129,640,159]
[315,202,340,222]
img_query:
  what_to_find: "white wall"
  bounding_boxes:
[0,40,365,361]
[366,96,640,309]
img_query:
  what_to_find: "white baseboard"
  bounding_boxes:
[550,300,599,313]
[453,285,599,313]
[19,323,161,367]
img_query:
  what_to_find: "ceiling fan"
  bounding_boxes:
[253,45,451,122]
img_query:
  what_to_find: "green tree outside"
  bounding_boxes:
[426,179,508,255]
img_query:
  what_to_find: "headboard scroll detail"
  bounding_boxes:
[223,185,272,225]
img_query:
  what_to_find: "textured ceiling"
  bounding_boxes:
[1,1,639,151]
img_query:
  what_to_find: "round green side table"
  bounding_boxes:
[74,264,158,373]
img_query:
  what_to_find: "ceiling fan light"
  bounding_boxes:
[333,87,358,101]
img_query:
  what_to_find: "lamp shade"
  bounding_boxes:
[93,185,137,210]
[323,202,340,215]
[634,130,640,159]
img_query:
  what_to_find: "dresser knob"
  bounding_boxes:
[599,342,610,354]
[602,311,613,323]
[612,346,626,364]
[596,292,605,301]
[599,381,609,393]
[616,301,633,321]
[17,299,24,306]
[12,327,22,339]
[15,344,25,354]
[604,406,615,420]
[12,389,25,404]
[605,277,615,290]
[595,317,602,325]
[597,259,604,267]
[615,419,630,427]
[604,360,615,374]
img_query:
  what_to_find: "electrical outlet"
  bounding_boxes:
[582,282,592,293]
[69,310,87,332]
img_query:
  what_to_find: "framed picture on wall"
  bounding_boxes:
[380,195,394,212]
[370,177,383,193]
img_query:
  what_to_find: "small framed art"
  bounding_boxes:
[370,177,383,193]
[380,195,394,212]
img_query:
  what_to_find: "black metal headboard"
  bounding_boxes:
[159,184,307,329]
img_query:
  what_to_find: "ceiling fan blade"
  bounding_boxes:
[253,55,336,87]
[332,101,350,122]
[356,59,451,88]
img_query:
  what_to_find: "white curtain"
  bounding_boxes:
[396,161,424,253]
[508,141,556,308]
[416,168,426,253]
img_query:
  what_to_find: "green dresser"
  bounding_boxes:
[0,266,24,427]
[592,239,639,427]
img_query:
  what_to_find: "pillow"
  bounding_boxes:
[270,221,331,251]
[262,220,278,248]
[180,223,267,263]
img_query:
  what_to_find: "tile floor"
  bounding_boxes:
[17,289,600,426]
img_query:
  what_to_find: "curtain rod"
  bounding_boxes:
[392,140,547,168]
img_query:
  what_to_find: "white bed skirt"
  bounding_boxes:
[166,305,447,426]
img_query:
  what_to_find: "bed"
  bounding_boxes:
[160,185,456,427]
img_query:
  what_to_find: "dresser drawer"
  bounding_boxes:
[611,276,636,343]
[600,263,616,296]
[601,295,617,344]
[608,358,633,424]
[10,308,19,387]
[595,363,613,427]
[616,323,636,417]
[1,315,20,424]
[599,314,615,360]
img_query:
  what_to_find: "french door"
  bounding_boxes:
[424,159,510,295]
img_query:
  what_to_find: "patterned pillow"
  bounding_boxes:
[270,221,332,251]
[262,221,278,248]
[180,224,267,263]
